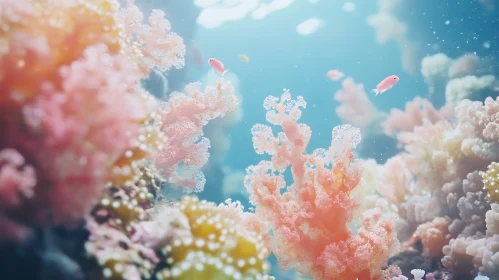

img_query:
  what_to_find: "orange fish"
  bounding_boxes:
[372,75,399,96]
[208,58,228,76]
[327,69,344,81]
[239,54,250,62]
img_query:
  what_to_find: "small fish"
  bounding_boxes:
[208,58,228,76]
[327,69,344,81]
[239,54,250,62]
[372,75,399,96]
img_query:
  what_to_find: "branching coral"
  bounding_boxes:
[155,79,239,193]
[244,90,399,279]
[118,5,186,74]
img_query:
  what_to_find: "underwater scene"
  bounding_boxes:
[1,0,499,279]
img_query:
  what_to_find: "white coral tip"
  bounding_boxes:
[411,269,425,280]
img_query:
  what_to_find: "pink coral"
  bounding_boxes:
[155,79,238,192]
[0,149,35,204]
[398,120,460,191]
[394,97,499,195]
[217,198,271,247]
[375,155,415,206]
[406,217,451,257]
[21,44,152,224]
[0,0,183,232]
[244,90,398,279]
[0,149,36,241]
[119,4,186,74]
[131,204,192,249]
[382,265,404,279]
[334,77,379,128]
[382,97,453,136]
[456,97,499,150]
[85,218,159,279]
[387,97,499,253]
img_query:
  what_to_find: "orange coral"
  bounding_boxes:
[406,217,451,257]
[0,0,124,106]
[245,90,399,280]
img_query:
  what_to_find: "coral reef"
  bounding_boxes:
[1,1,499,280]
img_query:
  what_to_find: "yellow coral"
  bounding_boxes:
[97,165,161,231]
[479,162,499,203]
[108,112,165,186]
[156,196,273,280]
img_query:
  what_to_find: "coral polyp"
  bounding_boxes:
[480,162,499,203]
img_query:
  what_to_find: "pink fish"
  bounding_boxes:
[372,75,399,96]
[208,58,228,76]
[327,69,344,81]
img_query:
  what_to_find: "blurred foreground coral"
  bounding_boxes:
[0,0,239,239]
[0,1,267,280]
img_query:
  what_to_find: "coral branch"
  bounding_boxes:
[245,90,398,279]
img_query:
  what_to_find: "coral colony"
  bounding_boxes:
[0,1,498,280]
